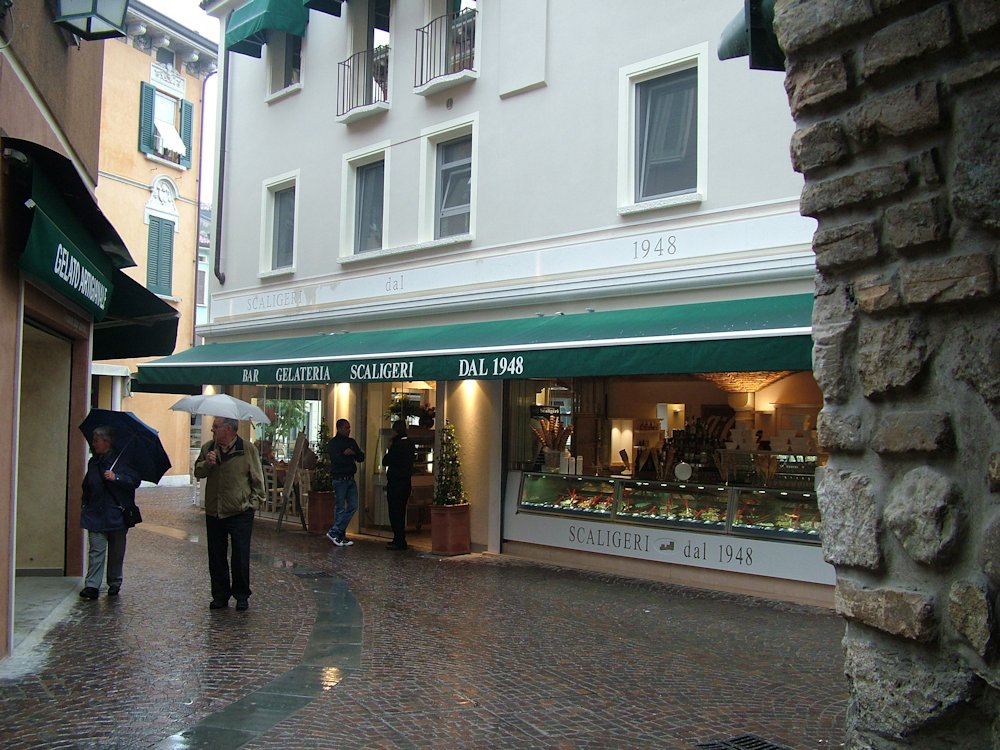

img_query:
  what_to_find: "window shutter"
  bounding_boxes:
[179,99,194,168]
[159,220,175,294]
[139,82,156,155]
[147,217,175,296]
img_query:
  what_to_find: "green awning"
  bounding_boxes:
[133,294,813,391]
[226,0,309,58]
[93,270,180,360]
[20,168,115,320]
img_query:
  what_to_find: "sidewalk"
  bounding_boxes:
[1,486,847,749]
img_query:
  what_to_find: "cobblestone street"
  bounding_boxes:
[1,486,848,749]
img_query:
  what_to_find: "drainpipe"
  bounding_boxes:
[195,66,218,345]
[213,48,230,285]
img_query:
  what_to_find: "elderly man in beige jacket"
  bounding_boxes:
[194,417,265,611]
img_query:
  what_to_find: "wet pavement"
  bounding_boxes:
[1,486,848,749]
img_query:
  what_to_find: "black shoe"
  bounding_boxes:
[79,587,99,600]
[385,542,408,550]
[107,585,120,596]
[209,599,229,610]
[235,599,249,611]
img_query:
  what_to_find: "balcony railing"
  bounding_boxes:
[337,45,390,117]
[414,9,477,89]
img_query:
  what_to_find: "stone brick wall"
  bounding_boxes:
[774,0,1000,746]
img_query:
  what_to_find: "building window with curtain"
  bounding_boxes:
[635,68,697,201]
[617,45,706,214]
[355,160,385,252]
[269,32,303,95]
[436,134,472,238]
[139,81,193,168]
[147,216,175,296]
[263,172,298,273]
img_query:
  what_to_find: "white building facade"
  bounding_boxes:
[139,0,831,605]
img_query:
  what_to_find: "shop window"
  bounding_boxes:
[146,216,174,296]
[261,172,298,273]
[138,81,193,168]
[269,32,303,96]
[617,44,707,214]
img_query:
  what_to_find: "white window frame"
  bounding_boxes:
[617,43,708,215]
[260,170,299,276]
[340,140,391,258]
[266,32,304,103]
[417,113,477,243]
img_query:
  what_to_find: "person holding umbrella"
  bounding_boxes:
[79,426,141,599]
[194,417,265,611]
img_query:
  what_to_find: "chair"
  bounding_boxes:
[262,464,283,513]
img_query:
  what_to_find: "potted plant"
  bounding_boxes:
[306,421,335,535]
[430,420,471,555]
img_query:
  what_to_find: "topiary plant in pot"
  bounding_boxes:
[431,420,471,555]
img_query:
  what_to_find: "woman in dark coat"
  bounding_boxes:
[80,426,141,599]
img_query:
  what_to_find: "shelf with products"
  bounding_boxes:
[518,473,615,519]
[516,472,821,544]
[618,481,728,532]
[730,487,821,541]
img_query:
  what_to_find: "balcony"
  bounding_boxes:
[336,45,390,124]
[414,8,478,96]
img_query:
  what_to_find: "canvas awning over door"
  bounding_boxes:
[7,137,179,359]
[133,294,813,392]
[226,0,309,57]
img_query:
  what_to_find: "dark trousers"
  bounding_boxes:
[386,480,411,545]
[206,508,254,603]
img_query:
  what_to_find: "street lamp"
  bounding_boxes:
[54,0,130,41]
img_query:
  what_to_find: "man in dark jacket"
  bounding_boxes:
[383,420,415,550]
[325,419,365,546]
[80,426,141,599]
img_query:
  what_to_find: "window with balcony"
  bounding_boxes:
[139,81,193,168]
[337,0,391,122]
[415,0,477,94]
[262,172,298,273]
[617,44,707,214]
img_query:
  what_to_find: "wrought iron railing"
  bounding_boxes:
[414,8,477,88]
[337,45,390,117]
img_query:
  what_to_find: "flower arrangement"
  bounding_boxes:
[530,415,573,450]
[385,396,435,425]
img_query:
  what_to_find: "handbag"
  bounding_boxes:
[122,503,143,527]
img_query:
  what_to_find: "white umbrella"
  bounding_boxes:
[170,394,271,424]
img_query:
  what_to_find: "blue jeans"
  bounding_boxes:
[330,477,358,536]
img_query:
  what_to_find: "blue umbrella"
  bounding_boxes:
[79,409,171,484]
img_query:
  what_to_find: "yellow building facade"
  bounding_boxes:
[96,4,217,481]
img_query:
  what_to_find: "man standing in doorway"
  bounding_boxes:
[325,418,365,547]
[194,417,265,611]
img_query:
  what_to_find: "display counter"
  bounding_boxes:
[516,472,820,544]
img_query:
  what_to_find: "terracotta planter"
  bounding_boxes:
[430,503,471,555]
[307,490,335,535]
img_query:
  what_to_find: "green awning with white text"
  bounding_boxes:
[133,294,814,392]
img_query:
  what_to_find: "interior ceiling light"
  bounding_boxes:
[694,371,794,393]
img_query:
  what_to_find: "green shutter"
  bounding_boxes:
[147,217,174,296]
[179,99,194,169]
[139,82,156,155]
[159,219,174,294]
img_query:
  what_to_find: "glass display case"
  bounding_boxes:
[618,481,728,532]
[516,473,821,544]
[729,488,821,541]
[518,474,615,519]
